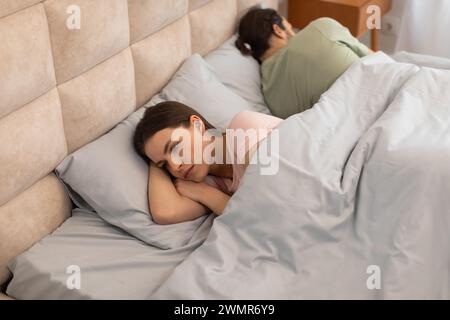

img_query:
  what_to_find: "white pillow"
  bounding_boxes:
[205,35,271,115]
[392,51,450,70]
[147,54,257,128]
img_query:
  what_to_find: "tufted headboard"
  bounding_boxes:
[0,0,278,297]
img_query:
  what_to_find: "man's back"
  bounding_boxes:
[261,17,370,119]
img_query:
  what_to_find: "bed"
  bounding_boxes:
[2,0,450,300]
[0,0,279,300]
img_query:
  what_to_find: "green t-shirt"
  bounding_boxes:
[261,17,370,119]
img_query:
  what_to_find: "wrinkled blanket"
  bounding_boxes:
[151,52,450,299]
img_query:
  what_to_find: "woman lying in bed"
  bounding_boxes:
[133,101,282,225]
[236,8,373,119]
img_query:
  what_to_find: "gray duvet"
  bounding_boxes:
[7,53,450,299]
[151,53,450,299]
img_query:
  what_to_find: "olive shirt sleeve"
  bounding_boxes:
[315,18,371,58]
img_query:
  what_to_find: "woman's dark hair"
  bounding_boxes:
[133,101,215,162]
[236,7,285,63]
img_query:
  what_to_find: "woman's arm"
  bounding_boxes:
[174,179,231,215]
[148,163,208,225]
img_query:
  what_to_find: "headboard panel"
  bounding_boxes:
[129,0,189,44]
[0,174,71,274]
[189,0,212,11]
[45,0,131,84]
[190,0,237,55]
[0,89,67,205]
[0,0,42,18]
[0,0,278,295]
[131,16,191,107]
[238,0,278,16]
[58,48,137,153]
[0,4,56,120]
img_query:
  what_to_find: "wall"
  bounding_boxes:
[278,0,288,16]
[360,0,406,54]
[282,0,406,54]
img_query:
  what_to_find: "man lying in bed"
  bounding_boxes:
[236,7,372,119]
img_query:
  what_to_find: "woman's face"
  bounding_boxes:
[144,116,211,182]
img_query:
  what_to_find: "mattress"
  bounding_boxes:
[6,209,214,299]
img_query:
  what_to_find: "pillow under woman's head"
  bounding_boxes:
[55,53,260,249]
[55,107,213,250]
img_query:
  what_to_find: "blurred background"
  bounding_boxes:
[282,0,450,59]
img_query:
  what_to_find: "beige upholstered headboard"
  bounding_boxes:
[0,0,278,297]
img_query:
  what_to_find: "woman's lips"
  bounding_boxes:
[184,165,194,179]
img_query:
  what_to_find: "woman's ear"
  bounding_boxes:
[190,115,204,132]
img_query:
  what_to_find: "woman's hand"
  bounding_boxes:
[174,179,231,215]
[174,179,208,203]
[147,163,208,225]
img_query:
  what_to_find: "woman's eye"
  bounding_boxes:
[172,142,182,154]
[170,142,184,163]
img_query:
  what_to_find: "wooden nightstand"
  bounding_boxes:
[288,0,392,51]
